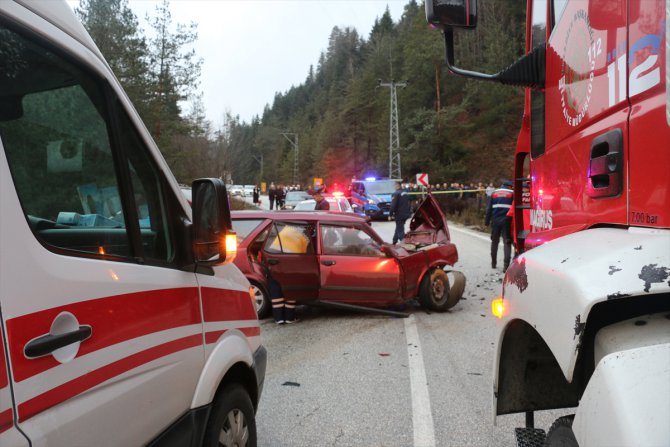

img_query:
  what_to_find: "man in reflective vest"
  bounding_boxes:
[485,180,514,271]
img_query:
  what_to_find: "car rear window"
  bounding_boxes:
[232,219,265,241]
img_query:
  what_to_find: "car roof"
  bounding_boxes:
[232,209,366,223]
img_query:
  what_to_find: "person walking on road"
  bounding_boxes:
[485,180,514,271]
[389,181,411,244]
[309,186,330,211]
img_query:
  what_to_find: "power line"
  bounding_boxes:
[280,132,299,184]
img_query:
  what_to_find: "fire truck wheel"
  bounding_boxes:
[204,384,257,447]
[545,415,577,447]
[419,268,450,312]
[250,281,270,319]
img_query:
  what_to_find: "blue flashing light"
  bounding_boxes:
[365,177,376,182]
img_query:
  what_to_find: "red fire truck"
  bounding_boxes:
[428,1,669,446]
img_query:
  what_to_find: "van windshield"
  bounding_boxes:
[365,181,396,195]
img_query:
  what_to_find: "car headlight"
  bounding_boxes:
[367,199,375,205]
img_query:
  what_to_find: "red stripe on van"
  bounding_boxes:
[201,287,257,322]
[203,325,260,345]
[0,330,7,389]
[240,327,261,337]
[0,409,12,434]
[17,334,202,422]
[7,288,200,382]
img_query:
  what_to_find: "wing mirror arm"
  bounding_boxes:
[441,28,545,90]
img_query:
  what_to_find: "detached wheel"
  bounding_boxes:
[204,384,257,447]
[545,415,578,447]
[419,268,450,312]
[250,281,269,319]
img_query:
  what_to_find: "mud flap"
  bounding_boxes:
[514,428,546,447]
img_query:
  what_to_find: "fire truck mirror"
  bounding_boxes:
[426,0,477,30]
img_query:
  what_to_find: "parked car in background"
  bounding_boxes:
[283,190,312,209]
[229,185,244,197]
[179,185,192,205]
[230,195,465,318]
[244,185,255,197]
[293,196,354,213]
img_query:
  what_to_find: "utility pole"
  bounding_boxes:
[377,79,407,179]
[252,153,263,180]
[280,132,299,185]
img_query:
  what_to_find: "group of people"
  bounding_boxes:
[267,182,286,210]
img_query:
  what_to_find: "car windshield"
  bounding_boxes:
[294,200,315,210]
[287,191,310,201]
[364,181,396,195]
[231,219,265,241]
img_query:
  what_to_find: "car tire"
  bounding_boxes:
[545,415,578,447]
[203,384,257,447]
[445,270,466,310]
[250,281,270,319]
[419,268,450,312]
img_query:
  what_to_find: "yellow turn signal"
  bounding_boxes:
[491,297,506,319]
[223,232,237,264]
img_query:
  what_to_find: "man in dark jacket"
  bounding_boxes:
[389,181,411,244]
[485,180,514,271]
[310,186,330,211]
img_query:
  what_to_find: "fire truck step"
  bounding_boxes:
[514,427,546,447]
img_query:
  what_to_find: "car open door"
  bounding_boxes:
[261,221,320,301]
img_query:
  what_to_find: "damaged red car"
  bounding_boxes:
[231,195,466,318]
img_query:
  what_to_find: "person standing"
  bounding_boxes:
[276,184,286,209]
[389,181,411,244]
[309,187,330,210]
[485,180,514,271]
[252,185,260,207]
[268,182,276,210]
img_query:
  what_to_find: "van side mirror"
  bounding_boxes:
[426,0,477,29]
[192,178,237,265]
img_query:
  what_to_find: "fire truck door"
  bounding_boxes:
[526,0,629,247]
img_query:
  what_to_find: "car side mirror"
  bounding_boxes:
[192,178,236,265]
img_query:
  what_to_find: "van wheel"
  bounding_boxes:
[545,415,577,447]
[204,384,256,447]
[250,281,269,319]
[419,268,450,311]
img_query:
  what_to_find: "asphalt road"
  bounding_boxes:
[250,213,568,447]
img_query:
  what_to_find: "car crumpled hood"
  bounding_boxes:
[406,194,450,244]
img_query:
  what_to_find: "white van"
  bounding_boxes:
[0,2,265,446]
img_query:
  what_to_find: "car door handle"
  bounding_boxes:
[321,260,336,266]
[24,325,92,359]
[267,258,279,265]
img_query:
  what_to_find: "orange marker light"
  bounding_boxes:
[98,246,106,255]
[223,232,238,264]
[491,297,506,319]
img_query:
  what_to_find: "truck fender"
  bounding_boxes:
[190,330,254,408]
[573,342,670,447]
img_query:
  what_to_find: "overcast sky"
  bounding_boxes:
[74,1,410,127]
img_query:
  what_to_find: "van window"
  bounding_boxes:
[0,24,172,262]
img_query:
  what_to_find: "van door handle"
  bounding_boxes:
[588,128,623,198]
[24,325,92,359]
[266,258,279,265]
[321,260,336,266]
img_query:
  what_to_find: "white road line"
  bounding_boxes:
[405,314,436,447]
[449,223,491,243]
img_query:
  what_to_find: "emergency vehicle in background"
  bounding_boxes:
[428,1,669,446]
[0,1,264,446]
